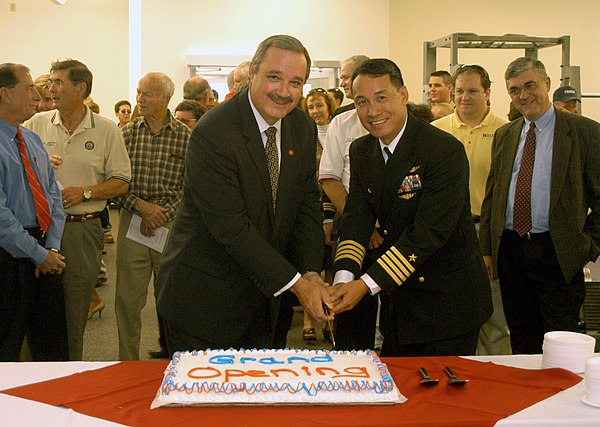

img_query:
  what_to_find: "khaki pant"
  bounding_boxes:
[61,219,103,360]
[475,222,512,355]
[115,209,172,360]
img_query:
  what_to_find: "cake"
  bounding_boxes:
[151,348,406,407]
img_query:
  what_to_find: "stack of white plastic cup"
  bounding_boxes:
[584,356,600,406]
[541,331,596,373]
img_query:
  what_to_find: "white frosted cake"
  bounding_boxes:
[151,348,406,407]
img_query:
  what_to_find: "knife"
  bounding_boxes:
[323,303,336,349]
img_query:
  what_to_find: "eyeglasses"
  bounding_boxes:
[47,79,65,88]
[308,88,328,95]
[507,81,538,97]
[177,118,197,124]
[119,109,132,114]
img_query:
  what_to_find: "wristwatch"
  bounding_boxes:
[82,186,92,201]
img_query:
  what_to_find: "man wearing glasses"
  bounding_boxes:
[25,59,131,360]
[174,100,205,130]
[479,57,600,354]
[432,64,510,355]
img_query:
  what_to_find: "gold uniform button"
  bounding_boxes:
[383,229,388,235]
[418,276,425,283]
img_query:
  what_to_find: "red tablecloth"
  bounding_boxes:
[1,356,582,427]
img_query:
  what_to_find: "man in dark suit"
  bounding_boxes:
[329,59,492,357]
[479,57,600,354]
[156,35,332,352]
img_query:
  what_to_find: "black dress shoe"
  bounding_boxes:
[148,349,169,359]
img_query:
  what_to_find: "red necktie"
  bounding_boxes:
[513,122,536,236]
[16,128,51,233]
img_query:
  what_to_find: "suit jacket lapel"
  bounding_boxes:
[549,111,572,214]
[273,116,300,231]
[496,118,523,226]
[239,92,276,222]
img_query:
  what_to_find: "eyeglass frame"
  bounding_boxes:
[507,81,539,98]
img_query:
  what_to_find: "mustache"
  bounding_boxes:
[269,93,293,104]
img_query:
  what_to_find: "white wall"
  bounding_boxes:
[140,0,390,109]
[390,0,600,121]
[0,0,129,120]
[2,0,598,120]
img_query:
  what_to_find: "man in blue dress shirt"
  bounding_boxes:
[0,63,68,361]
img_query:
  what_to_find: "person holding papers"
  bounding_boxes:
[115,72,190,360]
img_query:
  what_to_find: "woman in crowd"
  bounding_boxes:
[114,100,132,128]
[34,74,54,112]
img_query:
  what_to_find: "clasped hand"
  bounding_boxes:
[135,199,168,235]
[35,250,66,278]
[327,279,370,315]
[291,272,333,322]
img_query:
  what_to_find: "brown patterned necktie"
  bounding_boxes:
[513,122,536,236]
[16,128,52,232]
[265,126,279,212]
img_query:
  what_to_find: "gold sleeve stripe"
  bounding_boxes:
[323,202,336,212]
[335,240,366,264]
[390,247,415,273]
[377,256,404,285]
[336,252,363,265]
[386,250,413,278]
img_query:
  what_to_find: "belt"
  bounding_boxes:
[503,229,550,240]
[26,227,47,244]
[65,211,103,222]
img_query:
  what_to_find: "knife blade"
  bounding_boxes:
[323,303,336,350]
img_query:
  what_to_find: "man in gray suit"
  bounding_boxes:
[156,35,332,353]
[480,57,600,354]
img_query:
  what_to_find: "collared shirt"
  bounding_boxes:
[334,116,409,294]
[116,112,190,222]
[24,105,131,215]
[319,109,368,192]
[505,106,555,232]
[248,92,283,167]
[0,118,65,265]
[432,109,508,216]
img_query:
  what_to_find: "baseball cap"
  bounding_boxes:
[553,85,581,103]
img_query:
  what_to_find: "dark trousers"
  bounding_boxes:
[498,229,585,354]
[381,327,479,357]
[334,293,378,350]
[0,247,69,361]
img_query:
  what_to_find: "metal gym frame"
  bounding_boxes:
[422,33,582,104]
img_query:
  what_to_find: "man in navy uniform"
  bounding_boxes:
[329,59,492,356]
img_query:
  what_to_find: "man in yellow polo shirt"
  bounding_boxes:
[432,64,510,355]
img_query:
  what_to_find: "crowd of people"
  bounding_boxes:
[1,33,598,362]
